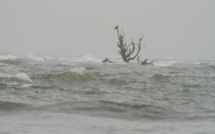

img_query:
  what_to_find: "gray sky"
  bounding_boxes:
[0,0,215,60]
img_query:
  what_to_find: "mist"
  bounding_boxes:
[0,0,215,60]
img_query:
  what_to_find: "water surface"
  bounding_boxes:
[0,54,215,134]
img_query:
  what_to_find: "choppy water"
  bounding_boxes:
[0,54,215,134]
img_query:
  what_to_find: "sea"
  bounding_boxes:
[0,54,215,134]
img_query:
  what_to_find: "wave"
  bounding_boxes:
[154,59,215,68]
[71,55,102,62]
[77,88,111,95]
[0,54,104,65]
[33,68,131,87]
[0,54,128,66]
[150,74,171,83]
[1,54,215,65]
[0,101,28,111]
[0,73,33,85]
[0,54,18,60]
[0,54,45,66]
[49,100,173,120]
[154,60,178,67]
[70,67,86,74]
[0,54,24,65]
[107,78,129,85]
[99,100,166,111]
[40,68,95,83]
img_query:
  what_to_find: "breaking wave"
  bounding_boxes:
[71,55,102,62]
[70,67,86,74]
[0,73,33,85]
[154,60,178,67]
[0,54,18,60]
[0,54,105,66]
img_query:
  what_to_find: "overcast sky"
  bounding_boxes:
[0,0,215,60]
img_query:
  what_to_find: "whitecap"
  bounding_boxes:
[70,67,86,74]
[154,60,178,67]
[0,73,33,84]
[72,55,101,62]
[25,54,45,61]
[0,54,18,60]
[16,73,33,83]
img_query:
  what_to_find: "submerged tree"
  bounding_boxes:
[115,25,143,62]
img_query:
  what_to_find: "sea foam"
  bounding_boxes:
[70,67,86,74]
[0,54,18,60]
[72,55,101,62]
[0,73,33,84]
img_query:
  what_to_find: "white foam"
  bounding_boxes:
[16,73,33,83]
[70,67,86,74]
[72,55,101,62]
[0,73,33,83]
[25,54,45,61]
[0,55,18,60]
[154,60,178,67]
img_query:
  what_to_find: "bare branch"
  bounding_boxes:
[127,38,142,62]
[115,26,143,62]
[126,41,135,58]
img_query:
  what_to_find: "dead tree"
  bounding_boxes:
[115,25,142,62]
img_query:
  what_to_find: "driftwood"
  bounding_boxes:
[102,58,112,63]
[137,56,153,65]
[115,25,143,62]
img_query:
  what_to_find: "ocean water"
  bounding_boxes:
[0,54,215,134]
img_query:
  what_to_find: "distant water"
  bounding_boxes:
[0,54,215,134]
